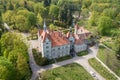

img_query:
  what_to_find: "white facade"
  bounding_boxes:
[38,31,70,59]
[38,22,90,59]
[74,44,87,53]
[39,38,70,59]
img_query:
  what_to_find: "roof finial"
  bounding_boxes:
[69,26,72,33]
[43,19,46,32]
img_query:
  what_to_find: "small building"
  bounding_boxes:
[38,21,90,59]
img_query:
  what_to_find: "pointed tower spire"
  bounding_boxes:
[43,19,46,32]
[72,19,75,27]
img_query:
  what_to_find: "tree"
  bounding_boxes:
[8,2,14,10]
[89,11,100,26]
[37,13,43,26]
[0,32,28,60]
[82,0,91,8]
[43,0,51,7]
[116,13,120,22]
[0,11,3,38]
[116,35,120,58]
[0,57,16,80]
[15,15,27,31]
[15,9,36,31]
[2,10,13,25]
[49,4,59,21]
[26,12,37,27]
[57,0,81,26]
[0,32,30,80]
[98,16,113,35]
[49,24,57,30]
[33,3,47,17]
[102,8,117,19]
[15,2,20,9]
[90,3,110,12]
[51,0,58,5]
[16,53,29,80]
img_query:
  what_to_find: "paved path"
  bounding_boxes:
[28,41,105,80]
[5,23,119,80]
[20,30,119,80]
[4,23,10,30]
[100,43,115,52]
[4,20,120,80]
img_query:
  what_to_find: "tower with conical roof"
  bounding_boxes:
[43,19,47,32]
[68,26,75,50]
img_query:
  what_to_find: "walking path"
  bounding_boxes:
[5,23,119,80]
[28,41,120,80]
[96,57,120,80]
[98,44,120,80]
[28,41,105,80]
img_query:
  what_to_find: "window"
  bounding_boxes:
[46,50,49,53]
[46,46,49,48]
[53,49,55,51]
[46,54,49,58]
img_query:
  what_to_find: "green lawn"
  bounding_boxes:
[41,63,94,80]
[97,46,120,77]
[77,51,88,56]
[89,58,117,80]
[102,39,116,51]
[56,55,72,62]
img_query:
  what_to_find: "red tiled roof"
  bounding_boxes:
[66,32,74,38]
[39,30,70,47]
[74,24,79,29]
[38,26,91,46]
[39,30,43,35]
[41,31,48,42]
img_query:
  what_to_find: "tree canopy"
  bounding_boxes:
[98,16,113,35]
[0,32,30,80]
[0,57,16,80]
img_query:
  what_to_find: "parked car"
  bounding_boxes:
[90,71,96,77]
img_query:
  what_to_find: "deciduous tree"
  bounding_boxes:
[98,16,113,35]
[0,57,16,80]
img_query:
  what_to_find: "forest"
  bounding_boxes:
[0,0,120,80]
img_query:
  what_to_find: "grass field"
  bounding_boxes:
[102,39,116,51]
[89,58,117,80]
[41,63,94,80]
[97,46,120,77]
